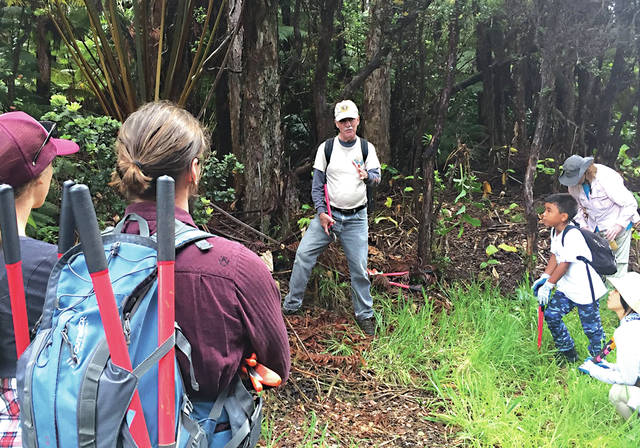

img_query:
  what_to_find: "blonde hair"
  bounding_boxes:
[584,163,597,183]
[110,101,210,200]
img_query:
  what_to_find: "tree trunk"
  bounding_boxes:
[417,0,461,265]
[36,15,52,103]
[362,0,391,165]
[636,22,640,157]
[592,0,633,165]
[227,0,284,231]
[7,8,29,107]
[524,3,557,272]
[312,0,340,141]
[474,0,495,148]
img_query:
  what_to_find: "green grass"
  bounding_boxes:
[264,280,640,446]
[367,281,640,447]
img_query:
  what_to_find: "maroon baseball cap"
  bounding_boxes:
[0,111,79,189]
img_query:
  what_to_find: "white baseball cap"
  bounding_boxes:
[608,271,640,314]
[334,100,359,121]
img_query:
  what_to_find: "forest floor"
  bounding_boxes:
[212,183,640,447]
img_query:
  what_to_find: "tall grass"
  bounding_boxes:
[368,281,640,447]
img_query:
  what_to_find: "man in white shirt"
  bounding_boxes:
[282,100,381,335]
[559,155,639,277]
[535,193,607,362]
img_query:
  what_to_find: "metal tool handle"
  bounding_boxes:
[58,180,76,256]
[156,176,175,262]
[69,184,107,273]
[0,185,21,264]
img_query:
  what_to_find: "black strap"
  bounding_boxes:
[560,224,579,246]
[583,258,597,305]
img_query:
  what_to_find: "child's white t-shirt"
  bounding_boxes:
[550,227,608,305]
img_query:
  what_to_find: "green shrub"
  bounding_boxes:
[27,96,242,240]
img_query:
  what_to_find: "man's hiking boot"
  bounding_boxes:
[282,306,302,316]
[555,347,579,364]
[356,317,376,336]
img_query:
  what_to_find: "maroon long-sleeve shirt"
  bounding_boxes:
[121,202,290,400]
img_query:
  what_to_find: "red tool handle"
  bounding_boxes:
[156,176,176,447]
[323,184,333,221]
[0,184,30,358]
[70,184,151,448]
[537,306,544,350]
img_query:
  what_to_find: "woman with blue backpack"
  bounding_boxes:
[0,111,78,447]
[109,101,290,446]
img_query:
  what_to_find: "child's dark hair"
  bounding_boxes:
[545,193,577,220]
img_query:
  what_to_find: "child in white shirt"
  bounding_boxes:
[533,193,607,362]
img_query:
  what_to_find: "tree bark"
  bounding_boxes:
[417,0,461,265]
[7,8,29,107]
[524,2,556,271]
[227,0,284,230]
[362,0,391,164]
[474,0,495,148]
[592,0,634,165]
[36,15,52,103]
[312,0,341,141]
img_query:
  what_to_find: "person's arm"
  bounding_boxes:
[544,254,557,276]
[234,249,291,382]
[549,261,569,284]
[311,169,328,214]
[599,169,638,229]
[365,167,381,186]
[583,326,639,385]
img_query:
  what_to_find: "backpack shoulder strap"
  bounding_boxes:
[360,138,369,162]
[561,224,578,246]
[149,219,214,252]
[174,220,214,251]
[324,138,334,168]
[110,213,151,237]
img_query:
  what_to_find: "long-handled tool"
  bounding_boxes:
[594,338,615,363]
[367,268,422,291]
[0,184,30,358]
[156,176,176,447]
[70,184,152,448]
[537,305,544,351]
[57,180,76,258]
[323,184,337,242]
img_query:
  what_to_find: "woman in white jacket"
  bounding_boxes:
[559,155,639,277]
[579,271,640,420]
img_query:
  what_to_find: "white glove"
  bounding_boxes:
[532,273,550,295]
[537,282,555,306]
[578,359,597,376]
[604,224,624,242]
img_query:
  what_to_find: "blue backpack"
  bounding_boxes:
[16,215,262,448]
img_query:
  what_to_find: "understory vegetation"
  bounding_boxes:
[264,281,640,447]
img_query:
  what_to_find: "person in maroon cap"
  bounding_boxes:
[109,102,290,440]
[0,111,79,447]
